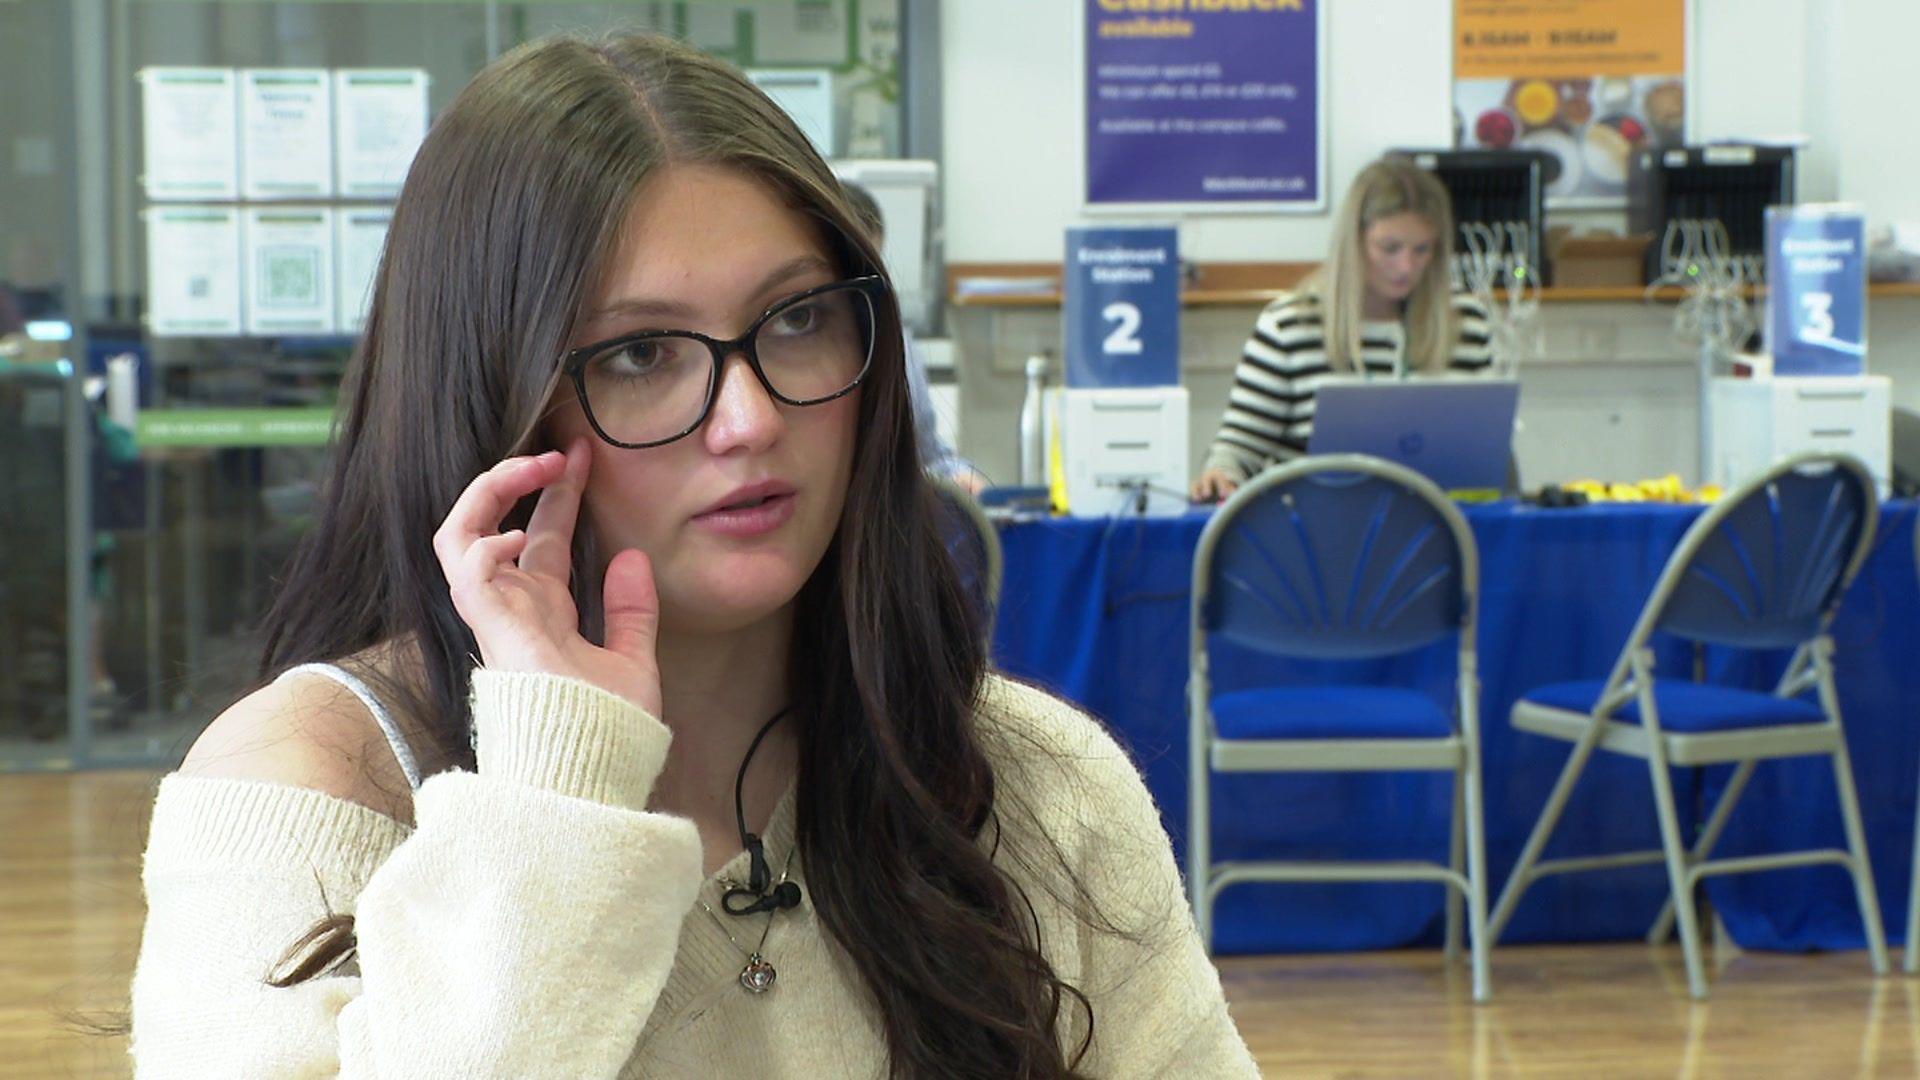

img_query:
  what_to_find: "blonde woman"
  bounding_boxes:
[1192,157,1495,502]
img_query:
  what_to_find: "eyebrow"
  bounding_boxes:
[581,254,837,327]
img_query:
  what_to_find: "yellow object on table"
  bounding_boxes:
[1047,395,1070,515]
[1563,474,1724,504]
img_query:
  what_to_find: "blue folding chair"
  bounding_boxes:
[1908,510,1920,975]
[1489,452,1888,999]
[1188,453,1490,1002]
[927,472,1003,646]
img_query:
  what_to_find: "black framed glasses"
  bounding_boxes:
[562,275,886,449]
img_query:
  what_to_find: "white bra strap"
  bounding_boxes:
[276,662,424,791]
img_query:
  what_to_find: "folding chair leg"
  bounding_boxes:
[1464,749,1492,1004]
[1829,745,1891,975]
[1488,731,1601,943]
[1650,759,1757,944]
[1646,752,1709,1000]
[1446,773,1465,962]
[1189,749,1213,952]
[1908,788,1920,973]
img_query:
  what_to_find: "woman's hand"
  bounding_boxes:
[433,439,663,718]
[1191,468,1241,504]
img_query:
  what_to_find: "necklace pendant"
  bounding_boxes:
[739,954,777,994]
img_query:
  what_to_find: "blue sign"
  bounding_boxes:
[1084,0,1323,207]
[1766,205,1866,376]
[1065,226,1180,388]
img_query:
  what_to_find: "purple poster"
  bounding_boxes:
[1084,0,1323,208]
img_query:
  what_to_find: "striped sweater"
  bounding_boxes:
[1203,290,1496,481]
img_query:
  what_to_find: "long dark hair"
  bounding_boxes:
[257,32,1095,1077]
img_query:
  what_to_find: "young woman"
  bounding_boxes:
[128,32,1256,1079]
[1191,157,1495,502]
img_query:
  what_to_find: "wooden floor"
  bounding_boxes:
[4,770,1914,1078]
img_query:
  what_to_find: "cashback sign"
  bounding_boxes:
[1766,205,1866,376]
[1064,226,1180,388]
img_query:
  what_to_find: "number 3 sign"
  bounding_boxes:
[1765,205,1866,377]
[1065,226,1181,388]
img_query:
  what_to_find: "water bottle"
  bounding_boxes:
[106,354,140,431]
[1018,354,1047,486]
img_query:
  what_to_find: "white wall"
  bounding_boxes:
[942,0,1920,263]
[1826,0,1920,232]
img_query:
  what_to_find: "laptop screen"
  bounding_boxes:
[1306,379,1521,492]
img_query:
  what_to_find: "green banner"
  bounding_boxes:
[136,408,337,448]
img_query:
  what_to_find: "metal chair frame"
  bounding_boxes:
[1488,451,1889,1000]
[1187,453,1491,1002]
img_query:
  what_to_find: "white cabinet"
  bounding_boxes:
[1708,376,1890,494]
[1062,387,1190,518]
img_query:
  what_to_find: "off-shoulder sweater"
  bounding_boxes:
[129,670,1259,1078]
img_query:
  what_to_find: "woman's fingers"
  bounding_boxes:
[1192,470,1238,503]
[461,529,529,585]
[432,451,566,570]
[519,439,589,581]
[601,548,660,670]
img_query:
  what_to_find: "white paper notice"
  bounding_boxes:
[145,206,242,336]
[243,207,335,335]
[139,68,238,201]
[241,69,334,200]
[333,70,429,198]
[335,207,391,334]
[750,1,851,65]
[686,8,740,53]
[746,70,835,155]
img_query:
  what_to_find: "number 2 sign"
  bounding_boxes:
[1065,226,1181,388]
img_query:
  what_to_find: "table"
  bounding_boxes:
[991,502,1920,954]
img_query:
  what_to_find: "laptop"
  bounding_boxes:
[1307,378,1521,493]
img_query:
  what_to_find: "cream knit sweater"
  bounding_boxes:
[130,670,1259,1078]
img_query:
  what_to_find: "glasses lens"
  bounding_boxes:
[578,334,714,445]
[753,284,874,403]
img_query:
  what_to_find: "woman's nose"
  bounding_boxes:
[701,351,783,455]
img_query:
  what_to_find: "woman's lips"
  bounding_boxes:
[691,491,796,537]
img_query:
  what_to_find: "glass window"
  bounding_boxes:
[0,0,912,770]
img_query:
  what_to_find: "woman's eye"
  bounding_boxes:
[594,338,680,379]
[768,301,821,336]
[609,342,660,372]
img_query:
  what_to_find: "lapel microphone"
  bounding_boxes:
[722,706,803,917]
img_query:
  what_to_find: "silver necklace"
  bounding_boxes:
[698,853,796,994]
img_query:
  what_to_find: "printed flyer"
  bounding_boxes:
[1454,0,1688,205]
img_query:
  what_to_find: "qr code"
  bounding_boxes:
[188,275,210,299]
[258,246,318,309]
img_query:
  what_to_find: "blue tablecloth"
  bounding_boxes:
[990,501,1920,954]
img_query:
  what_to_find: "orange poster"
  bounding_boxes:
[1453,0,1687,203]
